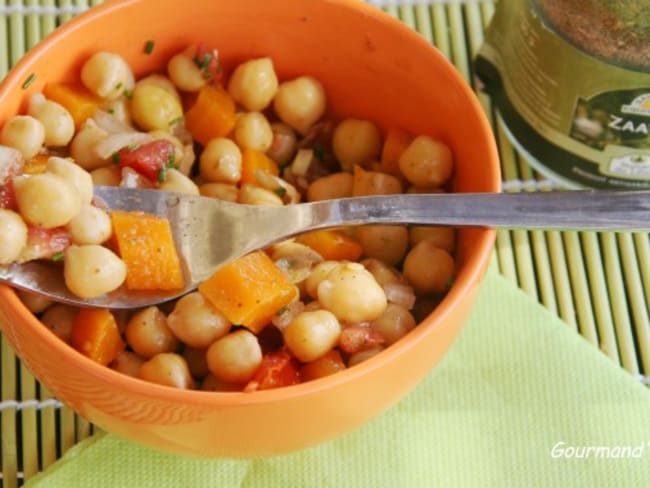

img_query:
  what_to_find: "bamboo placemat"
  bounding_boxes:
[0,0,649,486]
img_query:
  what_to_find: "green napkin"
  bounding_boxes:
[26,265,650,487]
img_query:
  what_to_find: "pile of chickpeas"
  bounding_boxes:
[0,43,456,391]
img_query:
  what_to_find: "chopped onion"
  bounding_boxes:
[383,282,416,310]
[92,109,136,134]
[269,240,323,264]
[95,132,153,159]
[271,301,305,331]
[290,148,314,176]
[275,257,312,284]
[254,168,301,204]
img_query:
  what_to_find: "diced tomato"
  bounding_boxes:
[19,226,71,262]
[116,139,175,183]
[244,350,301,392]
[0,179,16,210]
[195,43,223,84]
[339,325,385,355]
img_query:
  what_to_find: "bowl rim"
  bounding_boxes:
[0,0,501,406]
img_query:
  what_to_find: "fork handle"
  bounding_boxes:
[297,190,650,232]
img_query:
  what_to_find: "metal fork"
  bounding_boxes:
[2,186,650,309]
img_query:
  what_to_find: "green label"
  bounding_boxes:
[475,0,650,189]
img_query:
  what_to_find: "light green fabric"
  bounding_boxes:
[26,267,650,487]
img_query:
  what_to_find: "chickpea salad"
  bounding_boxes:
[0,42,456,391]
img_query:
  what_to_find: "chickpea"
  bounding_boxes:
[398,135,453,187]
[238,183,283,206]
[317,262,387,323]
[273,75,326,134]
[16,290,53,314]
[370,303,416,345]
[348,346,384,367]
[352,169,402,196]
[111,350,145,378]
[201,373,243,392]
[41,304,77,342]
[199,182,239,202]
[0,209,27,264]
[300,350,346,382]
[138,353,193,389]
[63,245,127,298]
[66,204,112,245]
[228,57,279,111]
[304,260,339,299]
[206,329,262,383]
[70,120,110,171]
[199,138,242,184]
[0,115,45,160]
[283,310,341,362]
[409,226,456,254]
[131,84,183,132]
[402,239,455,294]
[13,174,81,228]
[90,165,121,186]
[183,346,210,379]
[233,112,273,152]
[306,172,354,202]
[125,307,179,358]
[361,258,404,287]
[136,74,181,103]
[356,225,409,266]
[27,94,75,147]
[406,185,444,194]
[332,118,382,171]
[167,51,206,92]
[46,157,94,205]
[158,169,200,195]
[81,51,135,100]
[167,292,231,348]
[266,123,297,165]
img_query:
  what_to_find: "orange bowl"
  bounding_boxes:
[0,0,499,457]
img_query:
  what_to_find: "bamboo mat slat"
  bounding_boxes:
[0,0,647,485]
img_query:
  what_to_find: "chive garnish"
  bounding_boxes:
[123,89,133,100]
[144,40,155,55]
[166,153,176,169]
[22,73,36,89]
[112,152,120,164]
[157,167,167,183]
[313,143,326,161]
[52,252,64,262]
[168,116,183,127]
[274,187,287,197]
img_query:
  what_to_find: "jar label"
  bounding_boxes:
[475,0,650,189]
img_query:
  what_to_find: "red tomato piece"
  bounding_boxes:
[244,350,301,392]
[339,325,385,355]
[0,179,16,210]
[195,43,223,84]
[116,139,175,182]
[19,226,71,262]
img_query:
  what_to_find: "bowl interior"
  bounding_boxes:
[0,0,499,456]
